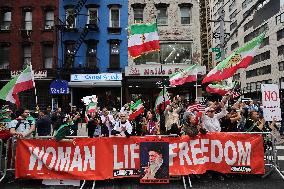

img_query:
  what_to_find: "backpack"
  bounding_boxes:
[15,119,32,130]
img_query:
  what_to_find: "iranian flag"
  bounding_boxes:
[128,99,144,121]
[0,65,34,107]
[206,82,235,96]
[169,64,198,86]
[155,88,171,114]
[128,23,160,58]
[202,33,265,84]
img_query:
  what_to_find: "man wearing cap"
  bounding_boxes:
[203,95,230,132]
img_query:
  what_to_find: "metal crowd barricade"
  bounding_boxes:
[0,133,283,188]
[0,139,3,173]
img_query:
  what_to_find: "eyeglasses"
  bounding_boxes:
[208,110,215,113]
[24,112,30,114]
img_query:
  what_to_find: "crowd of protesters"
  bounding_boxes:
[1,93,283,144]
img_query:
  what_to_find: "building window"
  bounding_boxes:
[65,7,75,28]
[44,10,54,29]
[64,41,75,68]
[43,44,53,69]
[229,0,236,12]
[0,9,11,30]
[86,42,97,69]
[242,0,253,9]
[251,51,270,65]
[229,10,237,20]
[243,19,253,31]
[161,42,192,64]
[259,37,269,48]
[280,77,284,89]
[87,8,98,25]
[231,41,239,51]
[246,65,271,78]
[180,7,191,24]
[279,61,284,71]
[0,43,10,69]
[244,24,268,43]
[275,12,284,25]
[24,11,32,30]
[109,40,120,69]
[157,7,168,25]
[23,45,31,67]
[278,45,284,56]
[277,28,284,41]
[133,8,143,23]
[230,20,237,31]
[109,7,120,27]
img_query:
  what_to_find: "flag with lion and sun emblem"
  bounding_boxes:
[202,33,265,84]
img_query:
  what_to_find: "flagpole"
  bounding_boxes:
[195,80,198,102]
[30,63,38,107]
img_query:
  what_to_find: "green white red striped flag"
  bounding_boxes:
[128,23,160,58]
[155,87,171,114]
[169,64,198,86]
[206,82,235,96]
[0,65,34,107]
[202,33,265,84]
[128,99,144,121]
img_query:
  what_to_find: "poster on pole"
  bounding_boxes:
[261,84,282,121]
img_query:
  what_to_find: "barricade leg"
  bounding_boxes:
[0,138,12,182]
[80,180,86,189]
[182,175,192,188]
[92,180,96,189]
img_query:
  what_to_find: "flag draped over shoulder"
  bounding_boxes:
[128,23,160,58]
[128,99,144,121]
[169,64,198,86]
[155,87,171,114]
[202,33,265,84]
[0,65,34,107]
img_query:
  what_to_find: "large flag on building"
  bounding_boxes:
[202,33,265,84]
[0,65,34,107]
[128,99,144,121]
[155,87,171,115]
[128,23,160,58]
[169,64,198,86]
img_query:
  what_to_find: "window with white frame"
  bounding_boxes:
[157,7,168,25]
[23,45,31,67]
[86,42,97,68]
[64,41,75,68]
[180,7,190,24]
[110,8,120,27]
[1,10,11,30]
[45,10,54,29]
[24,11,32,30]
[43,44,53,68]
[133,8,143,23]
[109,40,120,69]
[66,8,75,28]
[0,43,9,69]
[88,8,98,25]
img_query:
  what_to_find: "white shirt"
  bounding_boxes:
[204,108,227,132]
[113,121,132,136]
[9,119,33,138]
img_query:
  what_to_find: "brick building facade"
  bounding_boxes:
[0,0,58,110]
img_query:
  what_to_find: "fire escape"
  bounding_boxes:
[56,0,99,76]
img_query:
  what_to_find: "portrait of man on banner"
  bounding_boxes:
[140,142,169,183]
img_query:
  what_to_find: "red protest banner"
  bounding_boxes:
[16,133,264,180]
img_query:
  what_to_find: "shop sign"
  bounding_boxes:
[50,80,69,94]
[125,65,206,76]
[11,70,47,79]
[71,73,122,81]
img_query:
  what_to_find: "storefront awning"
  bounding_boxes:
[68,81,121,88]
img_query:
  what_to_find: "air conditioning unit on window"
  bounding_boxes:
[45,25,53,30]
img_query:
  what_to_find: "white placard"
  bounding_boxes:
[261,84,282,121]
[42,179,80,186]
